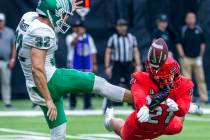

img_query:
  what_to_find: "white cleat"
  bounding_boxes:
[189,103,203,116]
[104,108,114,132]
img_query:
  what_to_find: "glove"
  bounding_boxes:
[148,86,170,110]
[137,105,149,123]
[166,98,179,112]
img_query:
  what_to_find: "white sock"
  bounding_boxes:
[188,103,198,113]
[105,108,114,131]
[93,76,125,102]
[50,123,67,140]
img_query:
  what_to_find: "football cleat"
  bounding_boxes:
[104,108,114,132]
[188,103,203,116]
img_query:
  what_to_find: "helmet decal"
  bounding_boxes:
[152,47,157,64]
[158,51,163,64]
[147,38,169,71]
[152,42,163,49]
[57,0,71,14]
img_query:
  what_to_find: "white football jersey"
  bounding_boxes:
[16,12,57,105]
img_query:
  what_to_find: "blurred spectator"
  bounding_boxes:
[104,19,141,108]
[151,14,179,59]
[176,12,208,103]
[66,20,97,110]
[0,13,16,108]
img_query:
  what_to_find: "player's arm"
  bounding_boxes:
[147,86,170,110]
[131,82,148,111]
[173,87,193,117]
[131,81,150,122]
[25,26,57,121]
[166,81,193,117]
[31,48,57,121]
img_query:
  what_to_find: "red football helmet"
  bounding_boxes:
[147,38,168,71]
[148,56,180,87]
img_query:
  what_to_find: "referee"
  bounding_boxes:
[104,19,141,108]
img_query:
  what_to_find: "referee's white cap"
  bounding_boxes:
[0,13,5,21]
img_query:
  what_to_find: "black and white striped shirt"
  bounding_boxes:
[107,33,138,62]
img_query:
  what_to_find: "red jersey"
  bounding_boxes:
[129,71,193,132]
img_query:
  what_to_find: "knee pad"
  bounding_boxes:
[50,123,67,140]
[93,76,125,102]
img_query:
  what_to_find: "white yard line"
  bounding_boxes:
[0,135,49,140]
[0,128,117,140]
[185,116,210,122]
[0,110,126,117]
[0,108,209,117]
[0,113,209,140]
[79,134,119,139]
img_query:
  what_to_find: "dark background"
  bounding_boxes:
[0,0,210,98]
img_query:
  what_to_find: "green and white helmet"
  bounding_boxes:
[36,0,73,34]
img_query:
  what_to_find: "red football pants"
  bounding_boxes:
[121,116,183,140]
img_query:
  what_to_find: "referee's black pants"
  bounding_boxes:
[112,61,133,87]
[106,61,133,108]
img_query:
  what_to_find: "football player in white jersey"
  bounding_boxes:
[16,0,132,139]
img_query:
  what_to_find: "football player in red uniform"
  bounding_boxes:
[104,38,194,140]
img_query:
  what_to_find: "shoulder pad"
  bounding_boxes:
[131,72,158,90]
[23,22,55,49]
[21,12,38,21]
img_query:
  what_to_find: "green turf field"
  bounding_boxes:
[0,115,210,140]
[0,98,209,140]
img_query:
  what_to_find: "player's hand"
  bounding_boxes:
[46,100,57,121]
[166,98,179,112]
[71,0,83,13]
[137,105,149,123]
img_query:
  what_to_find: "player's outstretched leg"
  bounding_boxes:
[53,69,132,104]
[93,76,132,103]
[104,108,124,137]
